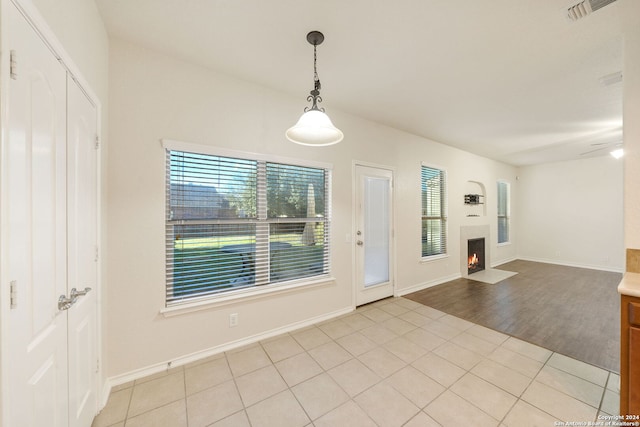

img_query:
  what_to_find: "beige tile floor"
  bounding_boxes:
[92,297,620,427]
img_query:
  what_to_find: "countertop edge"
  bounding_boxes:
[617,272,640,297]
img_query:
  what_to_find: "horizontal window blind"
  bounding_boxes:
[168,151,257,220]
[421,165,447,257]
[166,149,330,306]
[266,162,330,283]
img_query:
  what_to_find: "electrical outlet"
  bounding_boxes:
[229,313,238,327]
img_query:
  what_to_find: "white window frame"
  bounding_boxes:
[161,139,335,315]
[420,163,448,260]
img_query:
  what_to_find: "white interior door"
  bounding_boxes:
[3,4,100,426]
[3,3,69,426]
[67,76,99,427]
[355,165,394,306]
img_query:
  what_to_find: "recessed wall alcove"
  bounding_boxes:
[464,180,486,218]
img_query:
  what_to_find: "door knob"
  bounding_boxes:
[357,240,364,246]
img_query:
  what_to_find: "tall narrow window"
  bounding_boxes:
[497,181,510,244]
[421,165,447,257]
[165,146,330,306]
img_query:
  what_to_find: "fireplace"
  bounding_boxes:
[467,238,485,274]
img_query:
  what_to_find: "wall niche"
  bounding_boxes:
[464,180,486,218]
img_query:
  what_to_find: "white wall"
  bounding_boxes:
[516,156,624,272]
[29,0,108,101]
[621,0,640,251]
[106,38,518,379]
[394,135,519,292]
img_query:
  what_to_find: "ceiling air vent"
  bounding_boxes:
[567,0,617,21]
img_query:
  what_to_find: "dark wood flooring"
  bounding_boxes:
[405,260,622,373]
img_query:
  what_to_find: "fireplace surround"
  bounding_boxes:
[459,224,517,284]
[460,225,490,278]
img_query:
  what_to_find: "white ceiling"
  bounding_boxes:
[95,0,625,166]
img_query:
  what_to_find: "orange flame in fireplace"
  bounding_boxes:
[468,253,479,269]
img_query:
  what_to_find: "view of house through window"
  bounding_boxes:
[497,180,510,244]
[165,149,330,305]
[421,165,447,257]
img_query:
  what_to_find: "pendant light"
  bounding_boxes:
[286,31,344,146]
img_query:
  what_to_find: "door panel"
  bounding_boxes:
[363,176,390,287]
[4,3,69,426]
[355,165,394,306]
[67,76,98,427]
[630,327,640,414]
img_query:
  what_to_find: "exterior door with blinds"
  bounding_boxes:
[355,165,394,306]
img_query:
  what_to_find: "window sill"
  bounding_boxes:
[497,242,512,247]
[160,276,336,318]
[420,254,449,263]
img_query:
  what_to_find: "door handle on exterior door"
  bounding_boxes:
[357,240,364,246]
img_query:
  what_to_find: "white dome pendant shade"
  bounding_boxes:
[286,31,343,146]
[286,109,344,146]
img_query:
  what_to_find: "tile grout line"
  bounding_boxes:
[181,367,188,427]
[427,332,522,425]
[123,376,135,425]
[259,338,316,425]
[596,372,612,419]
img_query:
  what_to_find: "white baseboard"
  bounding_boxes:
[491,256,518,268]
[516,256,624,273]
[103,305,354,392]
[396,273,461,297]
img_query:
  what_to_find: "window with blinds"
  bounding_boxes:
[497,181,510,244]
[421,165,447,257]
[165,149,331,306]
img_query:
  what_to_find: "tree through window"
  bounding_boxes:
[165,148,331,306]
[421,165,447,257]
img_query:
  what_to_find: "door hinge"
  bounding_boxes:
[95,135,100,150]
[96,358,100,373]
[10,50,17,80]
[10,280,17,309]
[95,246,99,262]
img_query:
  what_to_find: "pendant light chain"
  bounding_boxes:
[313,43,320,90]
[307,40,323,112]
